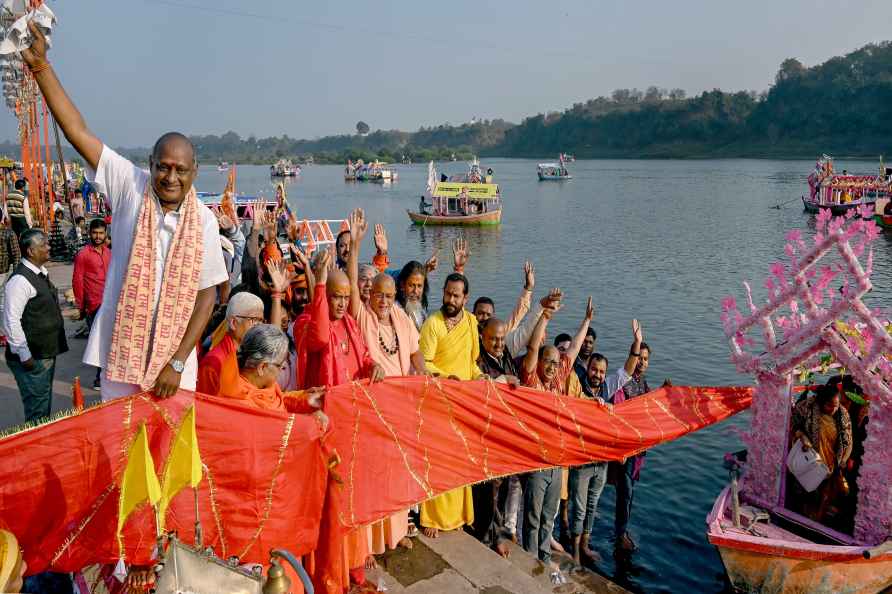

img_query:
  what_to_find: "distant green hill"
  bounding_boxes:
[490,41,892,159]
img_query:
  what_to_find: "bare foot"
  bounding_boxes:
[549,537,565,554]
[124,567,155,594]
[364,555,378,570]
[581,541,600,562]
[398,536,414,549]
[423,527,439,538]
[495,541,511,558]
[509,532,518,544]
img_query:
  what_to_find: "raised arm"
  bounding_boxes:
[566,297,594,363]
[305,249,333,352]
[22,22,102,170]
[452,236,470,274]
[505,261,534,333]
[346,209,368,318]
[623,319,643,377]
[505,288,562,355]
[523,308,552,377]
[290,244,315,303]
[372,223,389,272]
[266,259,295,330]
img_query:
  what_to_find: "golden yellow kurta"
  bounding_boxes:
[417,309,480,530]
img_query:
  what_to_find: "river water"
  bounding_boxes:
[197,158,892,593]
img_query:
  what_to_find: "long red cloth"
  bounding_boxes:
[322,379,753,530]
[0,380,751,575]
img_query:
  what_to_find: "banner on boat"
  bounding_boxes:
[432,182,498,199]
[0,380,752,572]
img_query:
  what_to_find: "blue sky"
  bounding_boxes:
[3,0,891,146]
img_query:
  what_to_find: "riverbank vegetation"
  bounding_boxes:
[4,41,890,163]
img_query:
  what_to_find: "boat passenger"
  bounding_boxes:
[791,383,853,524]
[396,260,431,331]
[419,194,431,215]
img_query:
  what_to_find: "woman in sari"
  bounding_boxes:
[791,383,853,524]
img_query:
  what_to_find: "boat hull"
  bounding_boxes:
[538,173,572,181]
[706,487,892,593]
[802,195,875,215]
[874,213,892,229]
[407,209,501,226]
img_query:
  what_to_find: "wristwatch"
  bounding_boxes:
[169,358,185,373]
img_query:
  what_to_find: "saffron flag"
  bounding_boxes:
[117,423,161,535]
[158,405,202,528]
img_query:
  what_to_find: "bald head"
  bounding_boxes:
[327,269,350,292]
[152,132,195,161]
[327,269,351,320]
[372,273,395,292]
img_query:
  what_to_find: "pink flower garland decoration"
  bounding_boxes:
[721,213,891,544]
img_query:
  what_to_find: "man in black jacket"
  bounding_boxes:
[2,228,68,423]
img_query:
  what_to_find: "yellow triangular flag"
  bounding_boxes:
[117,423,162,535]
[158,405,203,527]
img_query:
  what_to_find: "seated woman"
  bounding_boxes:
[233,324,327,422]
[791,383,853,525]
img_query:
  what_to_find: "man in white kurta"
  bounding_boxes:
[85,146,227,401]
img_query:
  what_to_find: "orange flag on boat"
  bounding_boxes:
[158,405,202,528]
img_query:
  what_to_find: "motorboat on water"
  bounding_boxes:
[270,158,300,177]
[354,160,398,183]
[537,157,572,181]
[217,161,229,173]
[407,158,501,226]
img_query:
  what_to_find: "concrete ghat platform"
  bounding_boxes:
[366,530,630,594]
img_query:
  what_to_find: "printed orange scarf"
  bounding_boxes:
[105,183,203,389]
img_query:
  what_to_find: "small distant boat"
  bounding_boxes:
[355,160,398,183]
[560,152,576,162]
[270,159,300,177]
[537,157,572,181]
[408,159,501,226]
[803,154,891,215]
[217,161,229,173]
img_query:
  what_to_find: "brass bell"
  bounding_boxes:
[262,558,291,594]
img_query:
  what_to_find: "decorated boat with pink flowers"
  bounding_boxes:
[710,214,892,593]
[803,155,892,215]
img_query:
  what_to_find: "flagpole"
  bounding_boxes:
[194,486,202,548]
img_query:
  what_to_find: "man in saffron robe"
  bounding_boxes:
[293,246,384,593]
[346,210,423,564]
[418,272,483,537]
[197,292,265,396]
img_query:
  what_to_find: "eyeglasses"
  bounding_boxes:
[234,315,263,324]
